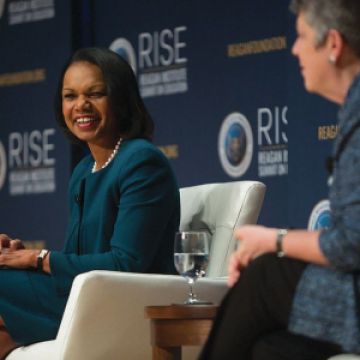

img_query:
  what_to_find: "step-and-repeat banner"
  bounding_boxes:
[92,0,337,228]
[0,0,72,249]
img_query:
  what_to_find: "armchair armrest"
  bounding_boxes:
[8,271,228,360]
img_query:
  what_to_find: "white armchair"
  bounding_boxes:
[7,181,266,360]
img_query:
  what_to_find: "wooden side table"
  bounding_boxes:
[145,304,218,360]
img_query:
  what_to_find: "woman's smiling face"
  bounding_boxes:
[61,61,119,146]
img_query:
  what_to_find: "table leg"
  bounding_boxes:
[153,346,181,360]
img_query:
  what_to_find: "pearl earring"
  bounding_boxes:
[328,55,336,64]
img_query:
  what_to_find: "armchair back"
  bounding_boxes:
[180,181,266,277]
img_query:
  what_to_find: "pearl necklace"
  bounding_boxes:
[91,137,123,173]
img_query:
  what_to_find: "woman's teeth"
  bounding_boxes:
[76,117,96,124]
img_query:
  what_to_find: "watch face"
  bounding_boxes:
[276,230,287,257]
[38,249,48,258]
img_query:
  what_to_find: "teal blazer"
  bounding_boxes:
[0,139,180,344]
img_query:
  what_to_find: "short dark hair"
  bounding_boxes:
[289,0,360,56]
[55,47,154,144]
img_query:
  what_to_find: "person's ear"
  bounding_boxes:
[326,29,344,65]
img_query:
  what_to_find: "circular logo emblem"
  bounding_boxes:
[218,112,253,178]
[109,38,137,74]
[308,199,331,230]
[0,141,7,190]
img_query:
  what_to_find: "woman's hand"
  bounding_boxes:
[228,225,277,287]
[0,234,25,252]
[0,249,38,269]
[0,234,51,273]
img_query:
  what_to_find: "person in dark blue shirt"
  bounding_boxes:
[200,0,360,359]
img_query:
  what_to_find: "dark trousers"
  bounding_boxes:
[199,254,342,360]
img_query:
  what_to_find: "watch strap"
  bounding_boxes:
[37,249,49,271]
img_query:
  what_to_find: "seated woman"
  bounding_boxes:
[200,0,360,359]
[0,47,180,358]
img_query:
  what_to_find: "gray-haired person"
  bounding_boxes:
[200,0,360,358]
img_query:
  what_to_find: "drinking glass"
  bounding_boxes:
[174,231,211,305]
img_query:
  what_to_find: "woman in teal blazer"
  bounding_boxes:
[0,48,180,356]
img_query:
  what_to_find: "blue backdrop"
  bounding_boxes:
[92,0,337,228]
[0,0,72,249]
[0,0,338,249]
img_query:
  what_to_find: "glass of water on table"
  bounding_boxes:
[174,231,211,305]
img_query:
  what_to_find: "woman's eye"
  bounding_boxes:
[63,93,75,100]
[88,92,105,98]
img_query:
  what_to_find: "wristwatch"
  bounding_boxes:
[276,229,288,257]
[37,249,49,271]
